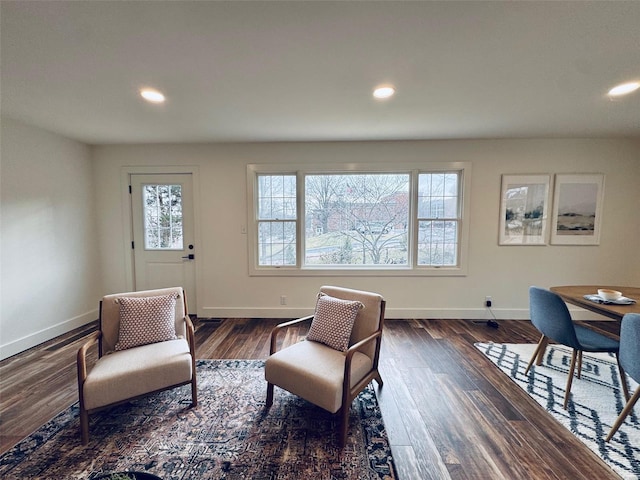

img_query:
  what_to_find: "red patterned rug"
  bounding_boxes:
[0,360,396,479]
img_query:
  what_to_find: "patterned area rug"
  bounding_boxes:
[476,342,640,479]
[0,360,396,479]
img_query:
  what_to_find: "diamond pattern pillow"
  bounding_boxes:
[114,293,178,351]
[306,293,364,352]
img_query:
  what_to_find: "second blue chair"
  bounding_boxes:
[606,313,640,441]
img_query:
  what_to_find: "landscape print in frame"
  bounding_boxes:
[551,173,604,245]
[499,174,551,245]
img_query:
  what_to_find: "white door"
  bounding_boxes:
[130,174,197,310]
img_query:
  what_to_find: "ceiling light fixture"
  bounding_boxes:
[607,81,640,98]
[373,85,395,99]
[140,88,166,104]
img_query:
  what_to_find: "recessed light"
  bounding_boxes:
[607,81,640,98]
[140,88,166,103]
[373,85,395,99]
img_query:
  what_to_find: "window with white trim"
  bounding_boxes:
[257,174,297,266]
[247,163,470,276]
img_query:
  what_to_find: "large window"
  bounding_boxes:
[248,163,470,276]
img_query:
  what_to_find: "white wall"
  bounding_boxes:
[92,138,640,321]
[2,126,637,361]
[0,117,102,360]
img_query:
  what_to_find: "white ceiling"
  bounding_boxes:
[2,1,639,145]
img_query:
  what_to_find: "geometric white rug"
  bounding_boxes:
[475,342,640,480]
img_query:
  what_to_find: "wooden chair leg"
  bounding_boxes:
[191,377,198,407]
[576,350,583,379]
[563,349,578,409]
[339,404,350,448]
[80,407,89,445]
[266,382,274,408]
[606,386,640,442]
[535,335,549,366]
[616,356,630,402]
[525,335,547,375]
[373,371,384,388]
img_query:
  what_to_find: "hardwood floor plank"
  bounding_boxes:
[451,385,565,480]
[391,444,452,480]
[371,373,411,446]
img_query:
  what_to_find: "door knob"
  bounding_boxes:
[182,254,195,260]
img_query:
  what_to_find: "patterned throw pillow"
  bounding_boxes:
[306,293,364,352]
[114,293,178,351]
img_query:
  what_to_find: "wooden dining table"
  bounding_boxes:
[550,285,640,320]
[532,285,640,365]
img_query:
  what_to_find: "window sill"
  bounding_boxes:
[249,266,467,277]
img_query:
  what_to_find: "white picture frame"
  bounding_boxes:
[551,173,605,245]
[499,174,551,245]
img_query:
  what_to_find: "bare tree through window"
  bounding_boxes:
[143,184,183,249]
[252,166,465,271]
[305,174,410,266]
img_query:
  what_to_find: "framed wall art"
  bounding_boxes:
[550,173,604,245]
[499,174,551,245]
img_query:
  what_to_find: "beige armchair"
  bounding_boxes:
[265,285,386,447]
[77,287,197,444]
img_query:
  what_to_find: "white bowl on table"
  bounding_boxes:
[598,289,622,301]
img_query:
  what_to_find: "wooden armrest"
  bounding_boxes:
[184,315,195,351]
[269,314,314,355]
[77,331,101,383]
[343,330,383,397]
[345,330,381,363]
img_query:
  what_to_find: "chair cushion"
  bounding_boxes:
[115,293,178,351]
[83,338,192,410]
[306,293,363,352]
[265,340,373,413]
[574,324,620,352]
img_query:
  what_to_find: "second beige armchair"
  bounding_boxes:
[265,285,386,447]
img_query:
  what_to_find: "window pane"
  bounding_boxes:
[143,184,183,249]
[258,220,296,266]
[419,173,459,218]
[418,219,459,266]
[304,173,410,266]
[258,174,296,220]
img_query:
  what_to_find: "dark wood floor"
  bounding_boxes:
[0,318,622,479]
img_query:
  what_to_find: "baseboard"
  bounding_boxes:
[202,306,528,320]
[201,306,516,320]
[199,306,609,321]
[0,309,99,361]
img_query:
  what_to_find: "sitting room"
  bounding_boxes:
[1,1,639,479]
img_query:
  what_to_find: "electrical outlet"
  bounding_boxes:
[280,295,287,305]
[485,296,492,308]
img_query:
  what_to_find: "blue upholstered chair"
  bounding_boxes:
[606,313,640,442]
[525,286,622,409]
